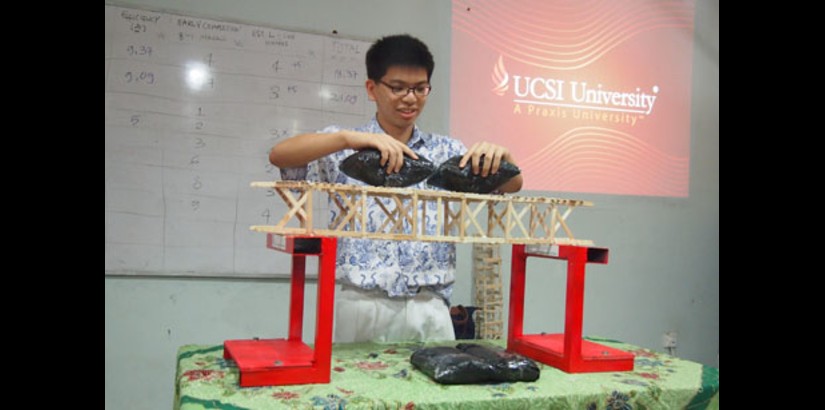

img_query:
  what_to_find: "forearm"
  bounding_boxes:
[497,173,523,193]
[269,132,349,168]
[496,151,523,193]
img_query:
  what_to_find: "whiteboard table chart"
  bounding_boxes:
[105,4,372,278]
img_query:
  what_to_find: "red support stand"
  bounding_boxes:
[223,234,337,387]
[507,244,634,373]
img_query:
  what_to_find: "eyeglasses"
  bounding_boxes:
[376,80,432,97]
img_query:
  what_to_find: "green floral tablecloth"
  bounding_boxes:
[174,337,718,409]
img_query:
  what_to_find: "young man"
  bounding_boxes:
[270,34,523,343]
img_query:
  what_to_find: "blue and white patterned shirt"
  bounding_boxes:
[280,117,466,303]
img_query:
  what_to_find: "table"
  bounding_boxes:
[175,337,719,409]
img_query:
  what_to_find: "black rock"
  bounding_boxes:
[427,155,521,193]
[455,343,540,382]
[339,149,435,187]
[410,346,495,384]
[410,343,540,384]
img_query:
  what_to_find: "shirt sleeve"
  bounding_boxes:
[279,165,307,181]
[277,125,344,183]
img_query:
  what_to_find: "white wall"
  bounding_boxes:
[105,1,718,409]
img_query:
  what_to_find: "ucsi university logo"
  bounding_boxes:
[491,55,563,102]
[491,55,509,96]
[490,55,659,116]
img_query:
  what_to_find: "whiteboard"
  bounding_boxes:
[105,4,372,277]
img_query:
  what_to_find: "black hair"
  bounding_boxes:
[366,34,435,81]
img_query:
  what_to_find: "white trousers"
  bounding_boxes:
[333,285,456,343]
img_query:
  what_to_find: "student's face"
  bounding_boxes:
[366,66,430,134]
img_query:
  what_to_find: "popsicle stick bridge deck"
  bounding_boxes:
[223,181,633,387]
[249,181,594,245]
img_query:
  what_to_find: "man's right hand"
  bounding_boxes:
[344,131,419,174]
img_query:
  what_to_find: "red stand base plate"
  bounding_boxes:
[223,339,330,387]
[509,334,634,373]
